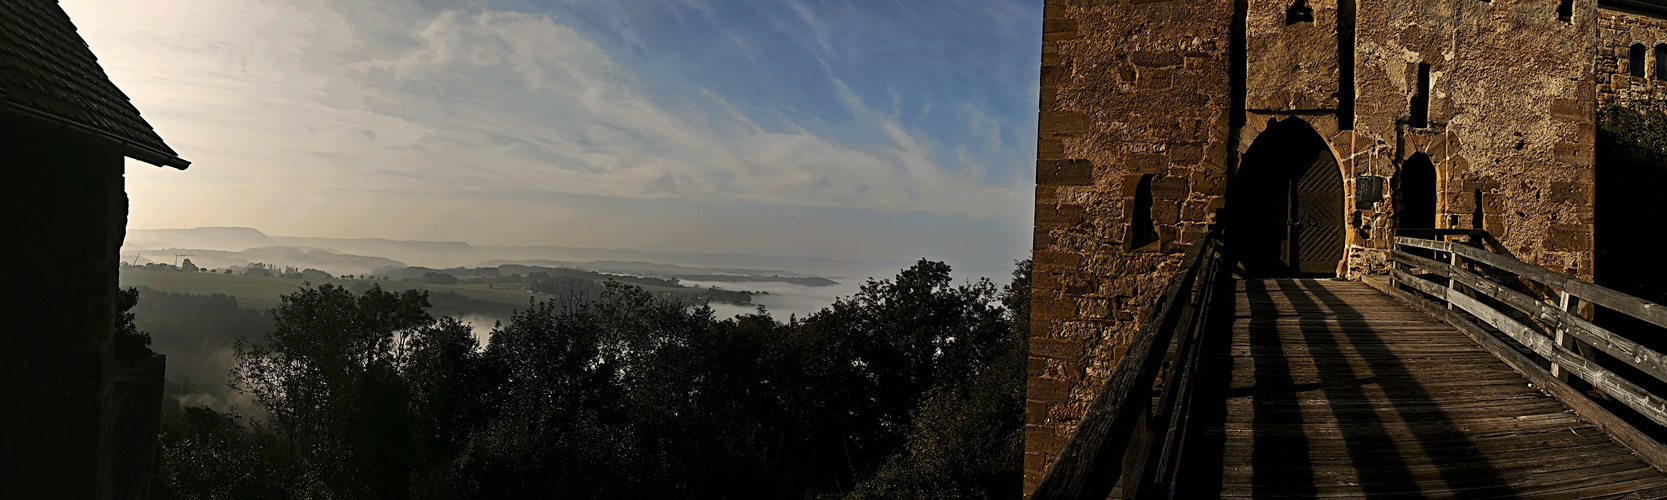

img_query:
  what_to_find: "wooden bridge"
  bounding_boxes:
[1032,230,1667,499]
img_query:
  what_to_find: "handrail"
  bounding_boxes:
[1031,230,1227,500]
[1385,232,1667,470]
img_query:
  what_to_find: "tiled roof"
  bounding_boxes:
[0,1,187,169]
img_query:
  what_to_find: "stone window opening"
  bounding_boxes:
[1410,63,1430,128]
[1557,0,1572,22]
[1285,0,1314,25]
[1656,45,1667,81]
[1472,189,1485,229]
[1400,153,1437,230]
[1130,174,1160,249]
[1632,44,1647,78]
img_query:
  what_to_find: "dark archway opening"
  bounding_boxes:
[1226,119,1345,277]
[1398,153,1437,230]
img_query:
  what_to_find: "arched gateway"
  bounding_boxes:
[1226,119,1344,276]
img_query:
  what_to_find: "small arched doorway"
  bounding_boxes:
[1226,119,1344,276]
[1399,153,1437,230]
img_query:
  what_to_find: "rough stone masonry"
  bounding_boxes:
[1025,0,1614,493]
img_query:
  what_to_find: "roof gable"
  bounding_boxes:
[0,1,188,169]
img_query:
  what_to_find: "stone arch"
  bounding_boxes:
[1235,114,1346,173]
[1226,117,1346,276]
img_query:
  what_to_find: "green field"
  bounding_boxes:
[120,268,544,312]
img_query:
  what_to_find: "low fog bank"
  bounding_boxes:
[692,279,861,320]
[689,260,1019,321]
[455,314,506,348]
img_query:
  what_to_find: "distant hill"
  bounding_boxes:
[123,226,903,281]
[118,246,405,277]
[127,227,276,252]
[272,236,486,269]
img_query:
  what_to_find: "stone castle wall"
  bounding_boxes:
[1346,0,1598,278]
[1597,6,1667,108]
[1026,0,1233,493]
[1026,0,1599,494]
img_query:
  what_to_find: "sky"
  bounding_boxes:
[61,0,1041,277]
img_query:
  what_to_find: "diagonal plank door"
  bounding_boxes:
[1293,154,1343,274]
[1180,278,1667,498]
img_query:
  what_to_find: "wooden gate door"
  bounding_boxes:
[1287,151,1343,274]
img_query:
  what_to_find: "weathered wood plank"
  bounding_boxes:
[1443,290,1667,428]
[1396,236,1667,330]
[1188,277,1667,498]
[1368,276,1667,475]
[1391,249,1667,385]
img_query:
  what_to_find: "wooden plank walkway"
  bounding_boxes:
[1180,278,1667,498]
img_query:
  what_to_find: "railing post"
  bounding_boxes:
[1447,250,1461,310]
[1389,237,1400,290]
[1552,291,1582,383]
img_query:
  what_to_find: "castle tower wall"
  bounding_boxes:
[1027,0,1234,493]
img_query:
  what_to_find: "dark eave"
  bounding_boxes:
[0,1,189,170]
[0,88,188,170]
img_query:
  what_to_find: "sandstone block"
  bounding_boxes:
[1028,356,1048,377]
[1193,170,1227,195]
[1038,137,1065,159]
[1545,224,1589,251]
[1152,200,1181,224]
[1025,426,1068,456]
[1036,204,1085,225]
[1549,180,1590,204]
[1128,153,1169,174]
[1038,159,1095,185]
[1042,18,1078,34]
[1138,69,1175,90]
[1130,51,1184,68]
[1039,111,1090,136]
[1027,377,1070,403]
[1033,295,1078,319]
[1151,176,1190,199]
[1026,402,1050,425]
[1034,250,1081,270]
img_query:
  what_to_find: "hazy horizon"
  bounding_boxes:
[63,0,1041,276]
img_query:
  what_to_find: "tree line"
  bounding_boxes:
[148,259,1030,499]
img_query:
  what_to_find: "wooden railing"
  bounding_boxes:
[1386,230,1667,469]
[1031,230,1227,500]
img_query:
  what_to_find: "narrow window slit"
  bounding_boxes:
[1632,44,1647,78]
[1655,45,1667,81]
[1130,175,1159,249]
[1472,190,1484,229]
[1410,63,1430,128]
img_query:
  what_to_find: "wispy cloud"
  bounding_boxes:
[62,0,1039,272]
